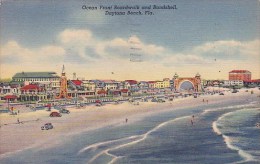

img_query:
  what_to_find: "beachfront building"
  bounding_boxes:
[102,80,121,96]
[120,89,130,96]
[124,80,139,92]
[173,73,203,93]
[69,80,84,91]
[91,80,105,90]
[82,80,96,91]
[12,72,60,90]
[19,84,51,101]
[229,70,251,81]
[103,80,120,90]
[155,78,171,89]
[223,80,244,87]
[243,79,260,87]
[147,81,159,94]
[138,81,149,93]
[147,81,157,88]
[0,83,20,95]
[0,83,21,101]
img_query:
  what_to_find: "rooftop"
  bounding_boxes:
[125,80,137,85]
[13,72,60,78]
[229,70,251,73]
[21,84,42,90]
[71,80,82,86]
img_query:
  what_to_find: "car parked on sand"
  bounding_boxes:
[232,89,238,93]
[96,103,102,107]
[151,98,158,102]
[59,108,70,114]
[50,112,62,117]
[157,99,166,103]
[41,123,53,130]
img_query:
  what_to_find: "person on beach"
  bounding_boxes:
[191,119,194,125]
[126,118,128,123]
[206,100,208,104]
[17,118,20,124]
[203,99,204,102]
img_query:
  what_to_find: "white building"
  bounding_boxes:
[103,80,120,90]
[82,80,96,91]
[12,72,60,89]
[223,80,244,86]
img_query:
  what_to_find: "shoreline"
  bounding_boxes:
[0,88,259,158]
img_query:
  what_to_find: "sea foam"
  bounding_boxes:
[213,109,258,163]
[80,115,190,164]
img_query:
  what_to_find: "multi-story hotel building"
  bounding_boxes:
[12,72,60,89]
[229,70,251,81]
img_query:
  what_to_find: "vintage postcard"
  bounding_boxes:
[0,0,260,163]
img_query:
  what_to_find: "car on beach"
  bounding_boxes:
[50,112,62,117]
[128,99,134,103]
[151,98,158,102]
[114,100,121,104]
[232,89,238,93]
[41,123,53,130]
[59,108,70,114]
[157,99,166,103]
[96,103,102,107]
[141,98,148,102]
[219,93,224,95]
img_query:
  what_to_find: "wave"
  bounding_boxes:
[79,115,190,164]
[202,103,256,115]
[0,144,36,159]
[222,135,255,164]
[77,135,140,155]
[212,121,222,135]
[212,108,259,163]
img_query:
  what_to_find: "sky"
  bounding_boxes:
[0,0,259,80]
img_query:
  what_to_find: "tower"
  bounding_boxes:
[173,73,179,91]
[56,65,70,99]
[173,73,179,79]
[194,73,201,92]
[73,72,76,80]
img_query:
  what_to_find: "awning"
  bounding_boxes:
[121,89,128,93]
[4,95,17,99]
[97,90,107,94]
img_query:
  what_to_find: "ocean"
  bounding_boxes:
[1,97,259,164]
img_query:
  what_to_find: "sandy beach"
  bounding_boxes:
[0,88,259,158]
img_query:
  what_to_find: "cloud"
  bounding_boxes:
[2,30,258,65]
[1,41,66,64]
[1,28,259,79]
[38,45,65,57]
[192,39,260,58]
[59,29,93,45]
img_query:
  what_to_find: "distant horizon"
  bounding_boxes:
[1,69,259,82]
